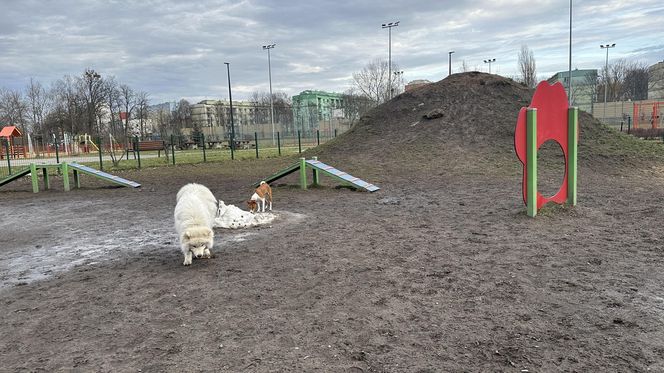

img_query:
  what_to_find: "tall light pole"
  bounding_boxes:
[448,51,455,76]
[382,21,399,100]
[483,58,496,74]
[262,43,276,146]
[224,62,236,160]
[600,43,616,119]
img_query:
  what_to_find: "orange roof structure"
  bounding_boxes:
[0,126,22,138]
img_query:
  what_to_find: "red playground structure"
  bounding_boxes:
[0,126,25,159]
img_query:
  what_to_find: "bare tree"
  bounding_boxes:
[52,75,84,135]
[518,45,537,88]
[118,83,136,142]
[459,60,470,73]
[0,88,29,130]
[135,91,150,139]
[342,88,375,126]
[26,78,51,139]
[79,68,104,135]
[352,59,400,104]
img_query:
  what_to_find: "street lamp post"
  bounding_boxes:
[448,51,455,76]
[224,62,236,160]
[382,21,399,100]
[483,58,496,74]
[568,0,573,105]
[600,43,616,119]
[262,43,276,146]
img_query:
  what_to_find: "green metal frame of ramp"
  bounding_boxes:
[0,167,30,187]
[254,158,379,192]
[68,163,141,188]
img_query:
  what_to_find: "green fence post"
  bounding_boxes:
[97,136,103,171]
[30,163,38,193]
[62,162,70,192]
[170,134,176,165]
[74,169,81,188]
[334,128,338,138]
[526,108,538,217]
[568,107,578,207]
[201,133,207,162]
[277,131,281,156]
[254,132,259,159]
[4,139,11,175]
[135,136,141,168]
[299,157,307,190]
[298,130,302,154]
[317,129,320,146]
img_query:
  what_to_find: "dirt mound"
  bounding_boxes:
[311,72,664,176]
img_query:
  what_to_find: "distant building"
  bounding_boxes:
[405,80,432,92]
[547,69,597,113]
[648,61,664,100]
[291,90,344,135]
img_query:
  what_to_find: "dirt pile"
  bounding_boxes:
[313,72,664,174]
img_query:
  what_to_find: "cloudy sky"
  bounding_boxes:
[1,0,662,104]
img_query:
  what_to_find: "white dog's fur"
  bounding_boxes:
[174,183,217,266]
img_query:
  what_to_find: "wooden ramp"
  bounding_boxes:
[254,158,379,192]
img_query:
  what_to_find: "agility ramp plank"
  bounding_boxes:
[305,159,379,192]
[0,167,31,187]
[252,162,301,187]
[68,163,141,188]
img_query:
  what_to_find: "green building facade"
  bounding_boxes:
[292,90,344,135]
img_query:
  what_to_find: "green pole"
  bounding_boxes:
[316,129,320,146]
[299,157,307,190]
[135,136,141,168]
[254,132,259,159]
[568,107,578,206]
[170,134,176,165]
[201,133,206,163]
[312,156,319,186]
[277,131,281,156]
[74,169,80,188]
[334,128,338,138]
[30,163,38,193]
[526,108,538,217]
[62,163,70,192]
[298,130,302,154]
[97,136,103,171]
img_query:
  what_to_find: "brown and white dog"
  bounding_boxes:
[247,181,272,213]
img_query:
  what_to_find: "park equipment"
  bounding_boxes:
[254,157,379,192]
[514,81,578,217]
[0,162,140,193]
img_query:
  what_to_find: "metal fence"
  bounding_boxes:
[0,128,344,180]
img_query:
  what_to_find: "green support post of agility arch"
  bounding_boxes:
[299,157,307,190]
[567,107,578,206]
[526,108,538,217]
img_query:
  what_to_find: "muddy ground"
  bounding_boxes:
[1,156,663,372]
[2,73,664,372]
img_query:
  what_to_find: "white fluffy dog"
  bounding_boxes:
[174,183,217,266]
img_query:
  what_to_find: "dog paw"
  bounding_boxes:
[183,259,192,266]
[204,248,212,258]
